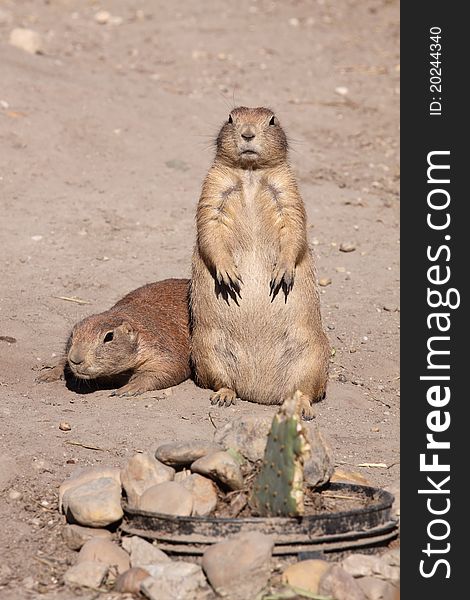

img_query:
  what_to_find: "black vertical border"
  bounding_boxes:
[401,2,465,596]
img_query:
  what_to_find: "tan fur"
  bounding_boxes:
[38,279,191,396]
[190,107,330,416]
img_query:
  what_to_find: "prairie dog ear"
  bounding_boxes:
[117,321,136,340]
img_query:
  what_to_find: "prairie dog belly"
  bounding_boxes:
[214,252,315,402]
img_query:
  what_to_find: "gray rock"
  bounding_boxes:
[191,451,243,490]
[78,538,130,575]
[63,477,123,527]
[121,453,175,508]
[155,440,221,467]
[121,536,170,567]
[63,560,108,589]
[115,567,150,594]
[9,28,43,54]
[180,474,218,516]
[303,426,334,487]
[202,531,274,600]
[214,415,333,487]
[59,466,121,512]
[62,524,112,550]
[318,565,367,600]
[138,481,193,516]
[341,553,400,584]
[214,415,272,462]
[357,576,399,600]
[142,562,211,600]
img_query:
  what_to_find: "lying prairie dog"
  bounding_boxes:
[38,279,191,396]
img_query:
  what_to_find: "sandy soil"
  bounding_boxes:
[0,0,399,597]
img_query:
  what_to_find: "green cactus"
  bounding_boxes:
[250,392,311,517]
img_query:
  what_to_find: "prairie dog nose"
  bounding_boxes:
[69,348,84,365]
[241,127,255,141]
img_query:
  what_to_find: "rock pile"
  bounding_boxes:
[57,420,399,599]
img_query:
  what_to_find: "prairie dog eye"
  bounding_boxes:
[269,115,276,126]
[103,331,114,343]
[228,114,233,124]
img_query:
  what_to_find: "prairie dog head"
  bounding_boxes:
[67,314,139,379]
[216,106,288,169]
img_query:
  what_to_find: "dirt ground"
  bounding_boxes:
[0,0,399,597]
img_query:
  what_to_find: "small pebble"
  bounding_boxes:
[94,10,110,24]
[9,28,43,54]
[339,242,356,253]
[319,277,332,287]
[165,159,190,172]
[335,86,349,96]
[59,421,71,431]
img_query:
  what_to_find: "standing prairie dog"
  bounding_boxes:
[37,279,191,396]
[190,107,330,418]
